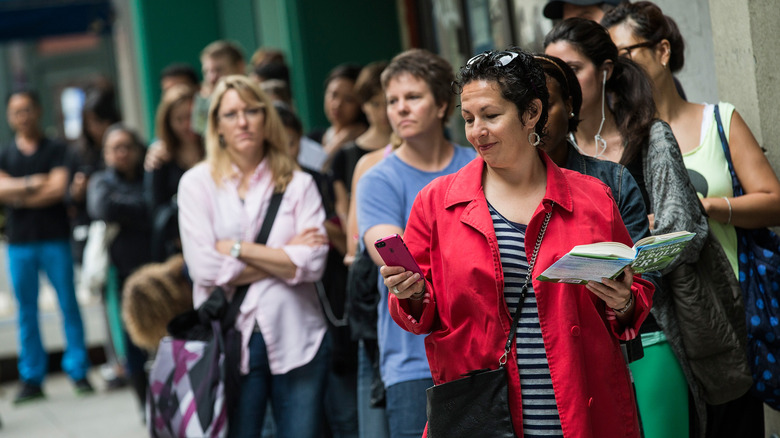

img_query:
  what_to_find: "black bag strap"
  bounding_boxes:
[498,208,553,367]
[714,104,744,197]
[223,190,285,327]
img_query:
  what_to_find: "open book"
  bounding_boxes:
[536,231,695,284]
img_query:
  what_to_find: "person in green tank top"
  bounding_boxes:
[603,3,780,438]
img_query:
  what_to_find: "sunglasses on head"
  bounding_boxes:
[466,51,519,69]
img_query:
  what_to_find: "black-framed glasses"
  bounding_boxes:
[617,41,657,59]
[466,50,519,68]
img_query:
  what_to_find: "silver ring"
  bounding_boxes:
[392,286,400,294]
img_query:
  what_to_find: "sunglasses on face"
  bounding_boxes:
[617,41,657,59]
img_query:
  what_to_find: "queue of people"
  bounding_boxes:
[2,1,779,437]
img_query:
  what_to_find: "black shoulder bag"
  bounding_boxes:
[426,209,552,438]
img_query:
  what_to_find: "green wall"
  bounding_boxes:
[216,0,257,59]
[256,0,402,133]
[132,0,402,137]
[130,0,220,137]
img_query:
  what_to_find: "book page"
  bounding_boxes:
[570,241,635,259]
[633,230,694,248]
[537,254,631,284]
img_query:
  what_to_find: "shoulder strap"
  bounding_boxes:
[224,190,285,326]
[714,104,744,196]
[499,208,553,368]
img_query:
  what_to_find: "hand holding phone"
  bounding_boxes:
[374,234,423,277]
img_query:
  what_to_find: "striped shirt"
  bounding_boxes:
[489,203,563,437]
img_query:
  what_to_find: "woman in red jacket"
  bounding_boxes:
[381,48,654,437]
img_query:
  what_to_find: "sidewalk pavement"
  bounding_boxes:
[0,369,146,437]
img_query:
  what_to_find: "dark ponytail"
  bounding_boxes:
[601,1,686,73]
[544,17,656,166]
[607,58,655,166]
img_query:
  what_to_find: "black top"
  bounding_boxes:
[625,154,651,214]
[0,137,70,243]
[145,160,186,213]
[330,141,373,196]
[87,167,151,280]
[625,152,660,334]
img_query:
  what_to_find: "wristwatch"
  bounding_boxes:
[230,241,242,258]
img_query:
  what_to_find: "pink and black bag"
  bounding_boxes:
[147,191,283,437]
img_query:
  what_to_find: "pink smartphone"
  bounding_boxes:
[374,234,423,277]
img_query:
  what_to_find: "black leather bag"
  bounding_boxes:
[426,366,516,438]
[425,210,552,438]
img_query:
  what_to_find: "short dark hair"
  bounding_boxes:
[601,1,685,73]
[454,48,549,137]
[6,88,41,108]
[103,123,145,151]
[324,63,362,88]
[354,61,388,105]
[160,63,199,87]
[381,49,456,123]
[253,62,290,84]
[535,54,582,133]
[274,102,303,136]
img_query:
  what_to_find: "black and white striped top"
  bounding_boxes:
[489,203,563,437]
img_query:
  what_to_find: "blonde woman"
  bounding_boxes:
[177,75,330,438]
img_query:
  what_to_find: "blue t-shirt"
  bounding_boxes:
[356,145,476,388]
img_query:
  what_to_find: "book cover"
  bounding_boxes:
[536,231,695,284]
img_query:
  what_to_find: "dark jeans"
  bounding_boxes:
[228,330,330,438]
[324,361,358,438]
[385,377,432,438]
[357,340,390,438]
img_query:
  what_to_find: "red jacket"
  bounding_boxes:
[390,153,654,438]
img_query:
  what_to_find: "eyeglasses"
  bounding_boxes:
[466,51,519,69]
[219,106,265,123]
[617,41,657,59]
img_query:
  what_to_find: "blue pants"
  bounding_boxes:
[8,239,89,385]
[357,340,390,438]
[228,330,330,438]
[385,377,432,438]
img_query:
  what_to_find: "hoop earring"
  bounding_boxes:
[219,135,226,148]
[528,132,541,147]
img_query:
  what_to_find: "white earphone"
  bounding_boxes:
[592,69,608,158]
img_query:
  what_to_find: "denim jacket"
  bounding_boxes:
[564,140,649,243]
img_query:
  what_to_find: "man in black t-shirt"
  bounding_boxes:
[0,90,93,403]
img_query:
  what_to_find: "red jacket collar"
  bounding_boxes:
[443,149,574,214]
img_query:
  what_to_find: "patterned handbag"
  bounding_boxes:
[147,191,284,437]
[714,105,780,409]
